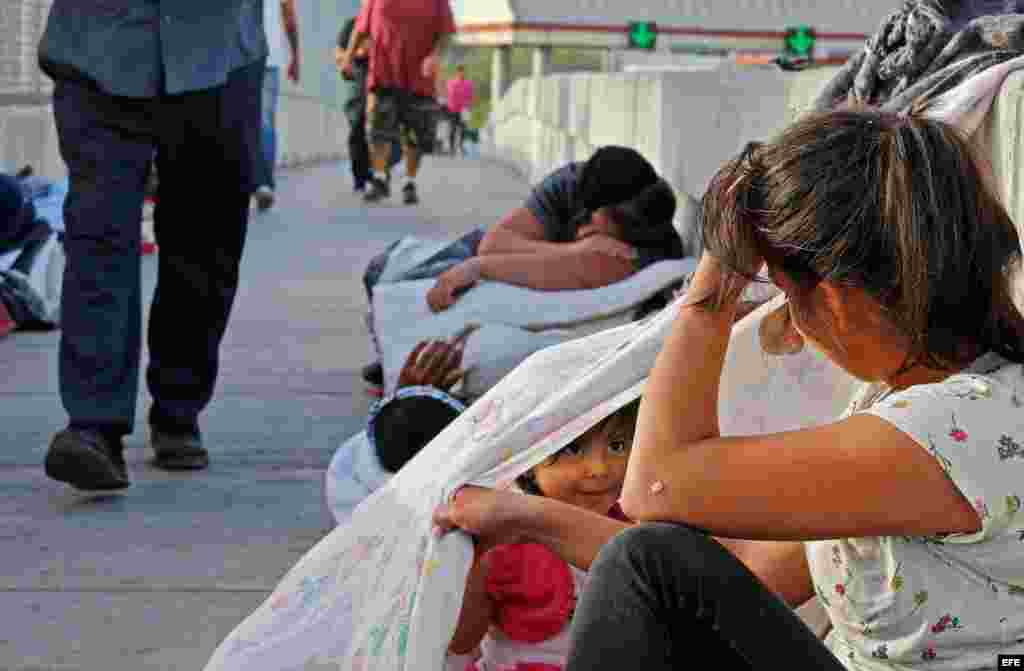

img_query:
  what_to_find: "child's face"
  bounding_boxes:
[532,416,633,514]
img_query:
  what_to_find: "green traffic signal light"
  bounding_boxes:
[784,25,816,58]
[628,21,658,50]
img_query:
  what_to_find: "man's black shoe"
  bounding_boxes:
[363,176,390,203]
[361,361,384,386]
[45,429,130,491]
[151,429,209,471]
[402,182,419,205]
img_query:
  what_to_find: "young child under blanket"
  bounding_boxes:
[446,399,639,671]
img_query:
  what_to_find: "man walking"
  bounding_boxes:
[39,3,265,490]
[340,0,456,206]
[253,0,301,211]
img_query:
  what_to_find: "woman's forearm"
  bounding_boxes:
[620,256,741,517]
[514,495,630,571]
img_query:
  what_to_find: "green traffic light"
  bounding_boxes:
[784,25,816,58]
[628,21,658,50]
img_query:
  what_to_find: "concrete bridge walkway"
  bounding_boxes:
[0,156,529,670]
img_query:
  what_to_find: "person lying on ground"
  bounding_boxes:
[448,400,639,671]
[325,333,470,522]
[372,334,469,471]
[425,146,683,312]
[435,107,1024,670]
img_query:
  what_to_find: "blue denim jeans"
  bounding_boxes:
[362,228,485,299]
[257,66,280,190]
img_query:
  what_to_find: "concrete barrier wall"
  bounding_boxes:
[0,91,347,180]
[484,65,841,202]
[274,93,348,169]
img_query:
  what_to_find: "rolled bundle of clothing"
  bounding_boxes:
[0,171,64,335]
[815,0,1024,113]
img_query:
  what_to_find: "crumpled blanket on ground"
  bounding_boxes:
[203,292,858,671]
[815,1,1024,112]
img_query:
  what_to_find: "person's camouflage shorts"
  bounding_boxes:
[367,87,438,153]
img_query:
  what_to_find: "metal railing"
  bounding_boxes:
[0,0,52,103]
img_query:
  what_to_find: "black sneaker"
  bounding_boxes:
[151,428,209,471]
[361,361,384,386]
[402,182,419,205]
[363,177,390,203]
[45,428,130,491]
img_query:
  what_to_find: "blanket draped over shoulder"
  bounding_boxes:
[815,0,1024,113]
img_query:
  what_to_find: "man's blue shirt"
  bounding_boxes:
[38,1,267,98]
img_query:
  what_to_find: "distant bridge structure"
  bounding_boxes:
[452,0,891,101]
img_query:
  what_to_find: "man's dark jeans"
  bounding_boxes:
[52,60,262,437]
[566,524,846,671]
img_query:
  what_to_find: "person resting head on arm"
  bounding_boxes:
[427,146,684,312]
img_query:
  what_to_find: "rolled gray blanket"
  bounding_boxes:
[814,0,1024,113]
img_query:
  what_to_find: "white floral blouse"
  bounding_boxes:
[805,353,1024,670]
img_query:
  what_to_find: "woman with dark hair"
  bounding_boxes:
[434,108,1024,669]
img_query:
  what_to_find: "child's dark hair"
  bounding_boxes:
[371,396,461,473]
[516,398,641,496]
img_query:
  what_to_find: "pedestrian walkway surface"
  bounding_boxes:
[0,156,530,670]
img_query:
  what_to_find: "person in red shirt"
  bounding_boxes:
[340,0,456,206]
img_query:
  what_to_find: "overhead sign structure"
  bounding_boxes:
[628,21,658,50]
[784,25,816,59]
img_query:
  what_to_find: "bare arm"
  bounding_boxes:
[281,0,301,82]
[449,549,495,655]
[515,496,813,607]
[426,241,636,312]
[341,2,372,75]
[477,208,569,256]
[347,29,369,55]
[436,488,814,606]
[512,494,631,571]
[281,0,300,55]
[477,249,633,291]
[619,254,981,540]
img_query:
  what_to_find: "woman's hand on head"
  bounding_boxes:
[684,252,761,310]
[427,259,482,313]
[432,486,527,552]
